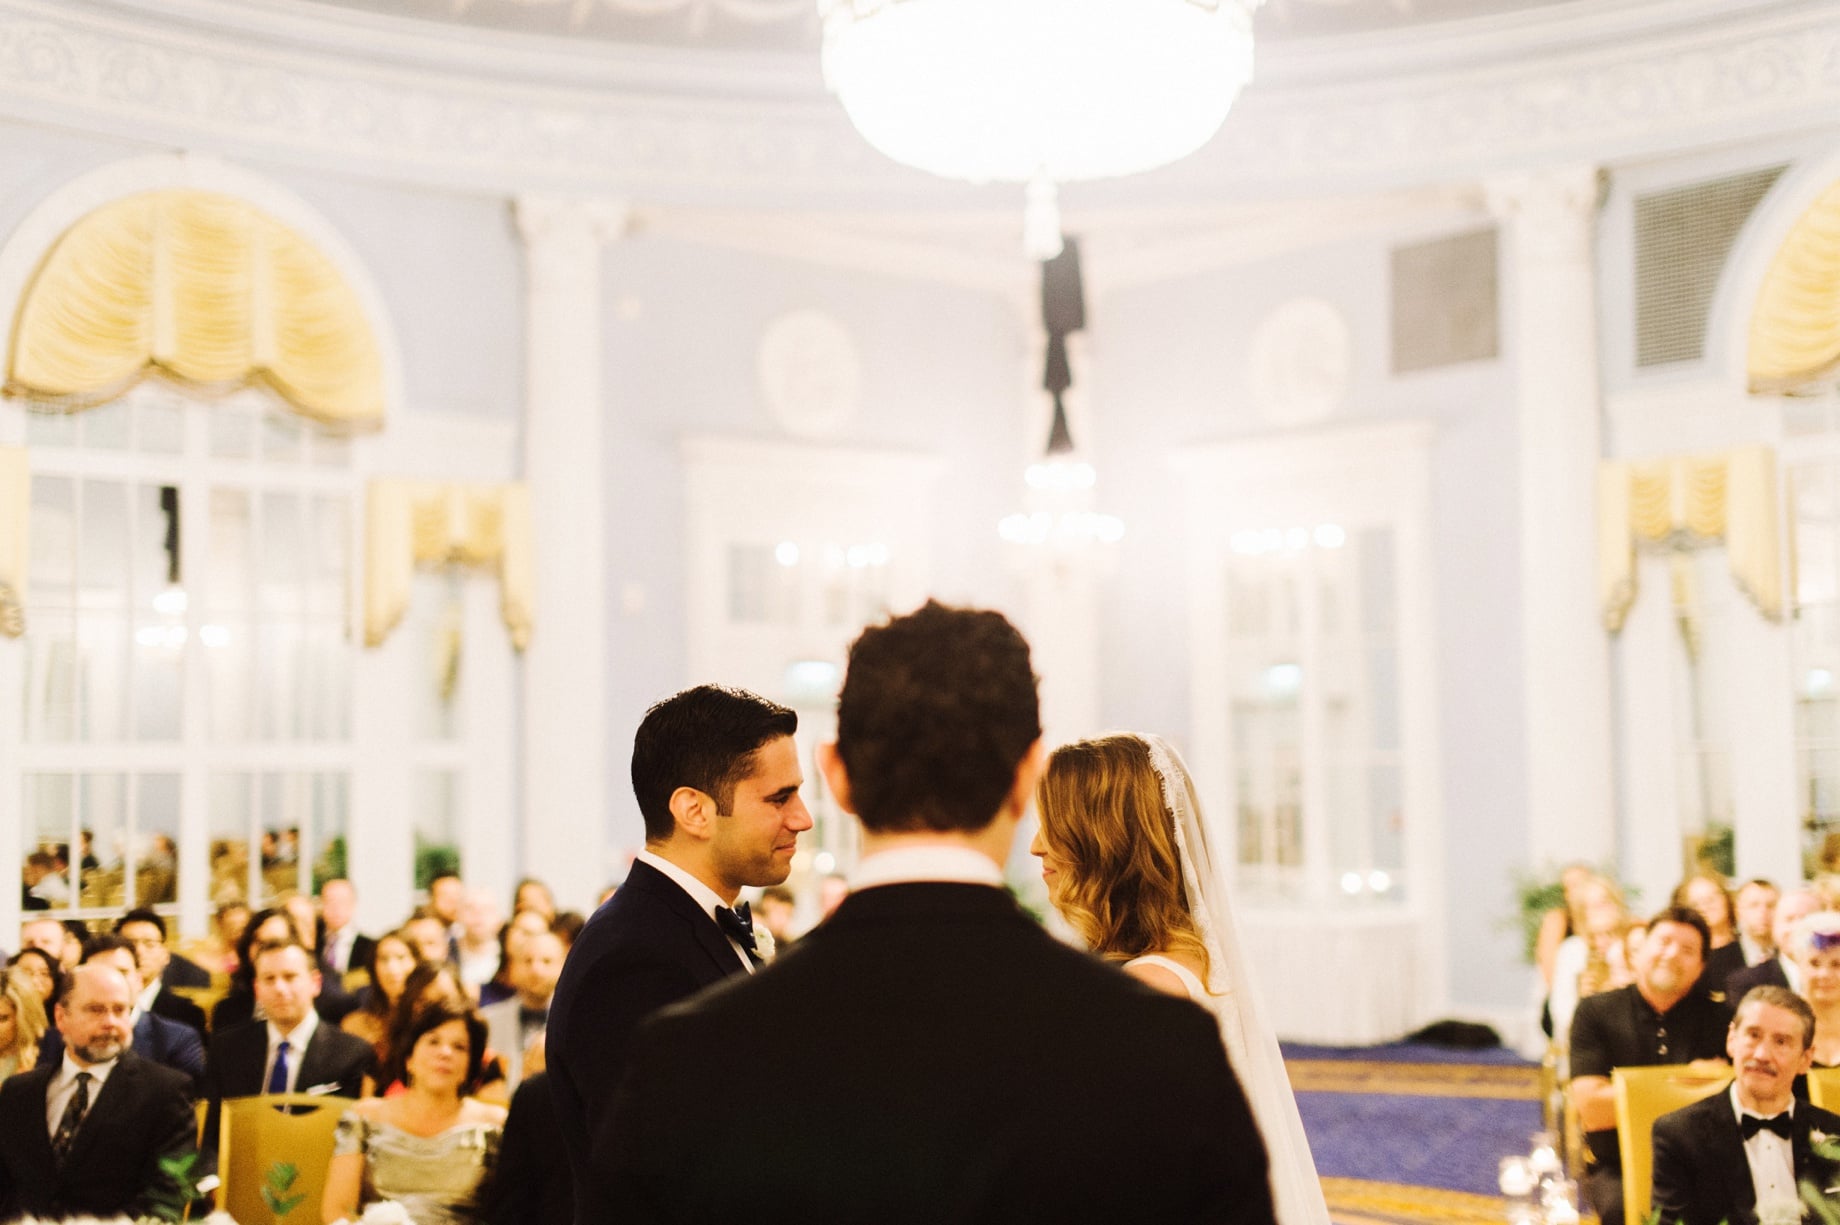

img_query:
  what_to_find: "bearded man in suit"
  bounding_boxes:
[0,962,196,1219]
[1653,986,1840,1225]
[548,684,813,1225]
[37,937,206,1091]
[602,601,1277,1225]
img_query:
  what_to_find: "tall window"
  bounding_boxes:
[1788,403,1840,875]
[15,384,355,924]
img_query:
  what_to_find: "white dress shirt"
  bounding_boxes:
[263,1010,320,1095]
[635,850,755,973]
[45,1053,117,1138]
[322,926,358,975]
[1733,1084,1798,1208]
[851,845,1006,890]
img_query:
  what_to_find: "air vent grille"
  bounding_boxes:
[1633,166,1786,368]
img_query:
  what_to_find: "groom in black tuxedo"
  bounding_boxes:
[549,684,813,1225]
[1652,986,1840,1225]
[604,601,1277,1225]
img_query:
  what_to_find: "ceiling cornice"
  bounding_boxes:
[0,0,1835,209]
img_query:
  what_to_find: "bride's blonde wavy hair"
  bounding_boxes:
[1035,734,1211,980]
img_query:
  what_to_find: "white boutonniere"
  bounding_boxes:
[359,1201,414,1225]
[1815,1129,1832,1145]
[755,928,776,963]
[1755,1196,1802,1225]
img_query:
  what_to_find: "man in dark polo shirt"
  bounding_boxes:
[1569,906,1733,1225]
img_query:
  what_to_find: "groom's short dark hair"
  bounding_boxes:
[632,685,798,842]
[836,600,1040,834]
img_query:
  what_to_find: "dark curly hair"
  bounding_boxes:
[631,685,797,842]
[391,998,488,1096]
[835,600,1040,833]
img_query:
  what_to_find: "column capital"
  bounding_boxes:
[513,194,632,248]
[1484,166,1603,259]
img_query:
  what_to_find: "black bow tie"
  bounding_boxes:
[1741,1112,1794,1141]
[715,903,762,965]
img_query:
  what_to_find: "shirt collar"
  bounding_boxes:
[636,850,730,922]
[266,1009,319,1051]
[135,978,161,1013]
[60,1051,118,1087]
[851,846,1006,891]
[1731,1081,1795,1125]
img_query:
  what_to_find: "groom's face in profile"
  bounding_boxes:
[709,735,812,894]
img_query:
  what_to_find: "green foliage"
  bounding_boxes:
[312,835,348,894]
[262,1160,305,1218]
[1507,866,1569,965]
[414,837,461,891]
[1697,823,1735,877]
[144,1150,207,1223]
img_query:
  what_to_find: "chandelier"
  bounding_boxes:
[819,0,1261,258]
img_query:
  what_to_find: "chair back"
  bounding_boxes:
[1809,1067,1840,1110]
[220,1093,353,1225]
[1613,1064,1732,1225]
[171,985,228,1031]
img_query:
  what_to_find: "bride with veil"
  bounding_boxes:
[1029,733,1330,1225]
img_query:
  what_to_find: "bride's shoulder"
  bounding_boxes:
[1123,952,1208,1001]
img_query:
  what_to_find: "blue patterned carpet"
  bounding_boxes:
[1284,1041,1549,1222]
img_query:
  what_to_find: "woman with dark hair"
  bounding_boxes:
[375,962,507,1102]
[1674,871,1747,992]
[323,999,505,1225]
[341,929,423,1067]
[6,948,62,1007]
[211,905,294,1031]
[1030,732,1329,1225]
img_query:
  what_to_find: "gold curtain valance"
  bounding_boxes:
[0,445,25,638]
[1599,443,1782,632]
[5,190,385,426]
[365,479,532,651]
[1749,178,1840,395]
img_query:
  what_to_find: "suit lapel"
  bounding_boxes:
[1711,1101,1759,1222]
[16,1067,59,1173]
[58,1053,133,1174]
[628,860,745,980]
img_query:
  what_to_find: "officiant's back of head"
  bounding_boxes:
[834,599,1041,833]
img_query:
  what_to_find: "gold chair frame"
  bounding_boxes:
[1612,1064,1732,1225]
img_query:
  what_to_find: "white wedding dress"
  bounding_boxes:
[1132,735,1331,1225]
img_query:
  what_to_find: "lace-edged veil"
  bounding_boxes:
[1140,733,1330,1225]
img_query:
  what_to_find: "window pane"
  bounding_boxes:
[415,770,462,889]
[25,407,77,447]
[29,476,75,610]
[260,411,305,463]
[210,772,257,905]
[80,480,131,608]
[259,491,304,617]
[79,772,127,910]
[209,408,255,459]
[78,614,129,742]
[135,773,181,905]
[24,773,76,911]
[307,774,350,894]
[23,610,79,742]
[259,772,305,903]
[80,399,132,450]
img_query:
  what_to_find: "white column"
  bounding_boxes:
[1728,594,1800,885]
[1487,167,1617,868]
[1617,552,1688,906]
[515,195,629,913]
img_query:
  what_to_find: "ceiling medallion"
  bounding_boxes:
[818,0,1262,258]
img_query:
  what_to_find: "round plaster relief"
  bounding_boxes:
[756,308,861,438]
[1248,297,1351,427]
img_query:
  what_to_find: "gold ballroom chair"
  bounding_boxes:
[218,1093,352,1225]
[1612,1064,1733,1225]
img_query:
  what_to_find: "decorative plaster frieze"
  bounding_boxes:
[0,0,1836,207]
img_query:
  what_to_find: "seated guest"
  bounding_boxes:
[377,963,508,1102]
[1569,906,1733,1225]
[180,899,251,979]
[1735,878,1781,968]
[38,937,206,1091]
[482,1071,571,1225]
[1651,986,1840,1225]
[456,891,505,999]
[0,963,197,1219]
[213,906,297,1031]
[1677,873,1747,997]
[1790,912,1840,1070]
[511,879,555,922]
[481,912,551,1008]
[341,930,422,1069]
[8,947,61,1007]
[754,885,798,951]
[115,908,207,1034]
[202,939,374,1150]
[403,909,453,969]
[482,930,564,1093]
[0,971,48,1078]
[322,1000,506,1225]
[17,916,69,968]
[1549,874,1631,1049]
[549,911,583,952]
[1730,887,1827,999]
[317,878,373,981]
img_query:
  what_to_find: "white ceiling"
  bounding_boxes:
[293,0,1585,53]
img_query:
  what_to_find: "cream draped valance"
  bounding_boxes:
[1599,444,1782,632]
[364,479,533,651]
[0,445,25,638]
[5,190,385,426]
[1749,177,1840,395]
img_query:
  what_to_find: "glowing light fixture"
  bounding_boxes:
[819,0,1261,258]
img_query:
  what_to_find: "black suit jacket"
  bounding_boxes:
[200,1018,374,1151]
[1727,957,1792,1001]
[606,882,1278,1225]
[548,859,748,1225]
[483,1072,573,1225]
[0,1050,198,1220]
[1653,1090,1840,1225]
[1704,943,1750,999]
[147,982,208,1035]
[39,1011,205,1092]
[163,953,212,989]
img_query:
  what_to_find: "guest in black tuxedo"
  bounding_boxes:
[201,938,374,1152]
[549,683,813,1225]
[1653,986,1840,1225]
[37,937,206,1091]
[604,601,1277,1225]
[115,909,208,1035]
[1730,887,1826,1001]
[483,1071,573,1225]
[0,963,196,1220]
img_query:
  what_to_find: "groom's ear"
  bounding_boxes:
[668,786,716,841]
[816,742,855,815]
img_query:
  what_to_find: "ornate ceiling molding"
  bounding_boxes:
[0,0,1835,208]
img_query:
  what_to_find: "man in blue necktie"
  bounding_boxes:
[1652,986,1840,1225]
